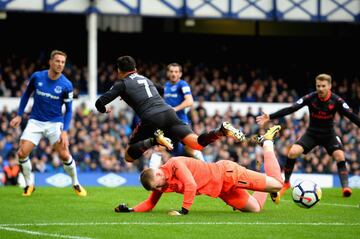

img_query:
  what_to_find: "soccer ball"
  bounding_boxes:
[292,180,322,209]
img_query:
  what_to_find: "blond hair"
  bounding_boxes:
[315,73,332,84]
[50,50,67,59]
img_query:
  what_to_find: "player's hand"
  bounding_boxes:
[114,203,134,213]
[168,207,189,216]
[59,131,69,148]
[256,113,270,126]
[10,116,22,128]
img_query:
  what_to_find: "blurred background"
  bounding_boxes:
[0,0,359,188]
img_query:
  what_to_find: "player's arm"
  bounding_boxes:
[10,75,35,128]
[171,160,197,215]
[154,82,164,96]
[256,93,311,126]
[336,98,360,127]
[95,82,124,113]
[173,83,193,112]
[115,190,163,213]
[63,85,74,131]
[60,85,74,148]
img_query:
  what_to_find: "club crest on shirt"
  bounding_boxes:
[38,82,43,87]
[54,86,62,94]
[328,104,334,110]
[171,85,177,91]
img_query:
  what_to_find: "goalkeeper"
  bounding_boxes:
[115,125,283,215]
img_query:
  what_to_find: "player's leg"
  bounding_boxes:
[196,122,245,148]
[18,119,44,196]
[333,150,351,197]
[281,132,315,195]
[184,145,205,161]
[18,140,36,196]
[50,123,86,196]
[149,146,165,169]
[179,122,245,151]
[324,135,351,197]
[125,122,161,162]
[220,188,261,213]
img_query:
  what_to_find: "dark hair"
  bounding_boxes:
[116,56,136,72]
[167,63,182,72]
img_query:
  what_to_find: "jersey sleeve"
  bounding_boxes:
[180,81,192,96]
[133,190,163,212]
[269,93,312,119]
[172,160,197,210]
[95,81,124,113]
[17,73,36,116]
[336,96,360,127]
[62,83,74,131]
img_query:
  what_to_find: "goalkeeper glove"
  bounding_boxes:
[114,203,134,213]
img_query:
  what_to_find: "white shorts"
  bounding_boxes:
[20,119,63,146]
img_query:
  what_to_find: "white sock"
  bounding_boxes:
[63,156,79,186]
[149,152,162,169]
[193,150,205,161]
[263,140,274,152]
[19,157,33,186]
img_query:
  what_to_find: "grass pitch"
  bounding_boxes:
[0,186,359,239]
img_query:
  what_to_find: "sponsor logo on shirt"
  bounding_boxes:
[164,93,178,98]
[36,89,60,99]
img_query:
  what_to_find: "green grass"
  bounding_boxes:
[0,186,359,239]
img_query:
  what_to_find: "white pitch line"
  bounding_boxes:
[0,222,359,227]
[0,226,93,239]
[281,199,359,208]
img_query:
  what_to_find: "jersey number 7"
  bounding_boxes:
[137,79,153,98]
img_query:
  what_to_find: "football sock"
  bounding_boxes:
[149,152,162,169]
[127,139,154,158]
[337,161,349,188]
[263,140,283,183]
[63,156,79,186]
[193,150,205,161]
[284,157,296,183]
[197,130,221,147]
[19,157,33,186]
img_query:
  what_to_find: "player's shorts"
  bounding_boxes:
[217,160,266,210]
[20,119,63,145]
[130,109,193,144]
[296,131,344,155]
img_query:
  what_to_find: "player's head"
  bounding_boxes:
[315,73,332,99]
[49,50,67,75]
[167,63,182,83]
[116,56,136,79]
[140,168,167,191]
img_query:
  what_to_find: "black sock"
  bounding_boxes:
[284,157,296,183]
[127,139,154,160]
[197,130,221,147]
[337,161,349,188]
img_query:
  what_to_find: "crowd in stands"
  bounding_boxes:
[0,56,359,178]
